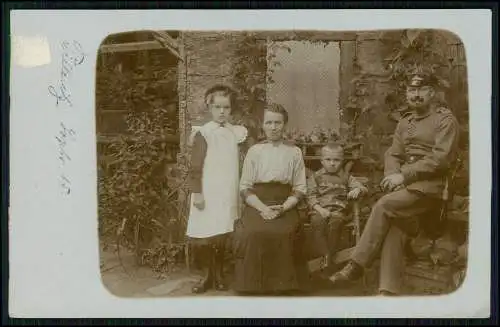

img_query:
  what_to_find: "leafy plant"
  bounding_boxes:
[381,30,453,111]
[229,33,268,141]
[97,63,187,273]
[230,34,294,142]
[344,30,466,162]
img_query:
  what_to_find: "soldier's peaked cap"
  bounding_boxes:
[405,64,440,88]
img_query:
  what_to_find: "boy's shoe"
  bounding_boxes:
[319,255,330,271]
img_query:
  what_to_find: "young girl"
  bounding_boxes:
[186,84,248,293]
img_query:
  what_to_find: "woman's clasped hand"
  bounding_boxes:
[260,205,284,220]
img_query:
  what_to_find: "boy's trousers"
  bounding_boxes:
[310,210,350,259]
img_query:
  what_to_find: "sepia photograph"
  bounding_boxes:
[95,29,470,298]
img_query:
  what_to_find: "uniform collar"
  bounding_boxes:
[409,102,441,121]
[408,107,434,121]
[413,110,432,120]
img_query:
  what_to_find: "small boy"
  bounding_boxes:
[307,143,368,270]
[186,84,248,293]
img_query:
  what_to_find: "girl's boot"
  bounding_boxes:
[192,245,214,294]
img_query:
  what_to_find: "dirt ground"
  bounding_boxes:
[100,245,379,298]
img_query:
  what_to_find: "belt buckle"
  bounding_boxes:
[406,155,417,164]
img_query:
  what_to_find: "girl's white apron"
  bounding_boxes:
[186,121,247,239]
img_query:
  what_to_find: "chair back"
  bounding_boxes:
[419,154,463,241]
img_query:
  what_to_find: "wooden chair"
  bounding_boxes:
[402,155,464,293]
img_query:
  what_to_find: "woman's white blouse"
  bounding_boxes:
[239,141,307,197]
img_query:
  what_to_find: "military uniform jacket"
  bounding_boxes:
[384,105,460,198]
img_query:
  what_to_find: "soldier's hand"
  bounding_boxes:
[348,188,362,200]
[389,173,405,189]
[380,176,391,192]
[193,193,205,210]
[380,173,405,192]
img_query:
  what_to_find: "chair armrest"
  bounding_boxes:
[351,200,362,243]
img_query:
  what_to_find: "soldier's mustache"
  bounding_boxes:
[410,97,424,103]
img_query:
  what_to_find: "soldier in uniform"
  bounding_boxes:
[328,67,460,295]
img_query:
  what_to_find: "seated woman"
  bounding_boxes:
[233,103,310,295]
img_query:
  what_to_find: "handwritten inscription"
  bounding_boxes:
[49,40,85,196]
[48,40,86,107]
[55,119,77,196]
[59,174,72,196]
[55,122,76,166]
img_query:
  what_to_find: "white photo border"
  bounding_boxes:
[9,9,492,318]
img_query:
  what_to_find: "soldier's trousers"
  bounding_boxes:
[351,188,441,294]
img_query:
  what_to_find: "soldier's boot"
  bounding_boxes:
[328,260,364,286]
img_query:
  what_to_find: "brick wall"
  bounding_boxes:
[178,30,398,149]
[182,32,243,127]
[179,31,356,147]
[178,30,467,162]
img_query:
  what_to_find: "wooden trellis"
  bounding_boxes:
[96,31,185,148]
[99,31,183,60]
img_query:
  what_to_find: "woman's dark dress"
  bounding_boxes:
[234,141,311,293]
